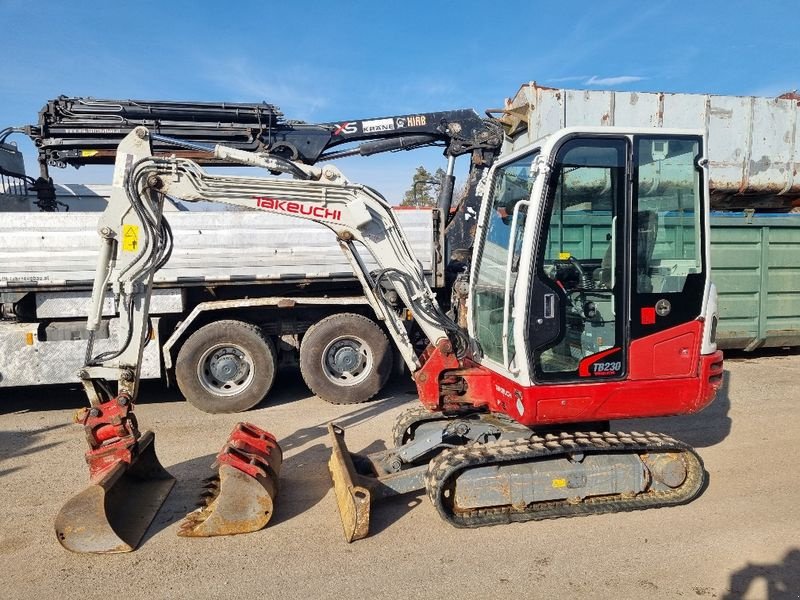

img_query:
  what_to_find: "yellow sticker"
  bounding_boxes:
[559,252,571,260]
[551,478,567,489]
[122,224,139,252]
[80,150,99,157]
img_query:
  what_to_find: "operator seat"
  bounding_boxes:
[596,210,658,290]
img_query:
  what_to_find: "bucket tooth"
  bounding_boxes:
[178,422,281,538]
[54,430,175,554]
[327,423,372,543]
[178,464,278,537]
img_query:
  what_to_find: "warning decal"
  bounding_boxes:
[122,224,139,252]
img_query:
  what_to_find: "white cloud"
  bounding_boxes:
[546,75,591,83]
[747,83,798,98]
[200,57,331,121]
[516,4,665,80]
[586,75,646,86]
[545,75,647,88]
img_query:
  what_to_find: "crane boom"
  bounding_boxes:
[27,97,501,172]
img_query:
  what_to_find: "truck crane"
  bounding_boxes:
[54,110,723,552]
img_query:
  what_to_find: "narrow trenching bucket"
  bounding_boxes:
[54,430,175,554]
[327,423,372,543]
[179,422,282,537]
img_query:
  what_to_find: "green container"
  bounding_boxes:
[711,212,800,350]
[544,211,799,350]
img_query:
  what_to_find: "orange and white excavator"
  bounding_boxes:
[54,104,722,552]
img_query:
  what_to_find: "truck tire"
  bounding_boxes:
[299,313,392,404]
[175,320,277,414]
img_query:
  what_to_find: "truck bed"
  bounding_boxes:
[0,186,434,291]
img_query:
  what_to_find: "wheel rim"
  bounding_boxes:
[197,343,255,397]
[320,335,373,387]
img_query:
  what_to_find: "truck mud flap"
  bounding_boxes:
[327,423,371,543]
[179,422,281,537]
[54,430,175,554]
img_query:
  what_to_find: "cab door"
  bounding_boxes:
[528,137,629,382]
[470,150,539,375]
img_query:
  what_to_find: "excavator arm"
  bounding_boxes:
[58,126,469,553]
[81,127,461,383]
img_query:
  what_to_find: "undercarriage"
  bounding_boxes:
[329,407,705,541]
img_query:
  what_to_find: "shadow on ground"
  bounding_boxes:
[621,369,733,449]
[0,379,184,414]
[142,391,416,541]
[0,367,416,414]
[722,548,800,599]
[722,346,800,361]
[255,368,418,411]
[0,423,69,479]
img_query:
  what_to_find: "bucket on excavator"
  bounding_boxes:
[55,429,175,554]
[179,422,282,537]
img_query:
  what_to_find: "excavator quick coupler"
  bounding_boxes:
[55,398,175,554]
[179,422,282,537]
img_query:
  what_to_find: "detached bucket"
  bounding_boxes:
[55,430,175,554]
[179,422,282,537]
[327,423,371,542]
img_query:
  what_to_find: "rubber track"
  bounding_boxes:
[391,407,445,447]
[390,406,488,447]
[424,430,705,528]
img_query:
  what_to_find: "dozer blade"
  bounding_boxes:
[179,422,281,537]
[327,423,371,543]
[54,430,175,554]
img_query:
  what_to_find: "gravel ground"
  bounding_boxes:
[1,351,798,599]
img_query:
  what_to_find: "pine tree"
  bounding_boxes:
[400,166,445,207]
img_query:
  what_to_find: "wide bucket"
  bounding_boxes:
[179,422,282,537]
[54,430,175,554]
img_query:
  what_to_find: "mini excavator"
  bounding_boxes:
[48,99,721,552]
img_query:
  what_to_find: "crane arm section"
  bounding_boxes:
[29,97,502,169]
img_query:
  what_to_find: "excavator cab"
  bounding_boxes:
[469,128,720,425]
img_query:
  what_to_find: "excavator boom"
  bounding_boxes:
[56,125,469,552]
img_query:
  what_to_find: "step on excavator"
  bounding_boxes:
[51,102,722,552]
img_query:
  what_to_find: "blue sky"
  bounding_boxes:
[1,0,797,201]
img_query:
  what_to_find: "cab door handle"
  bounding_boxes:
[543,293,555,319]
